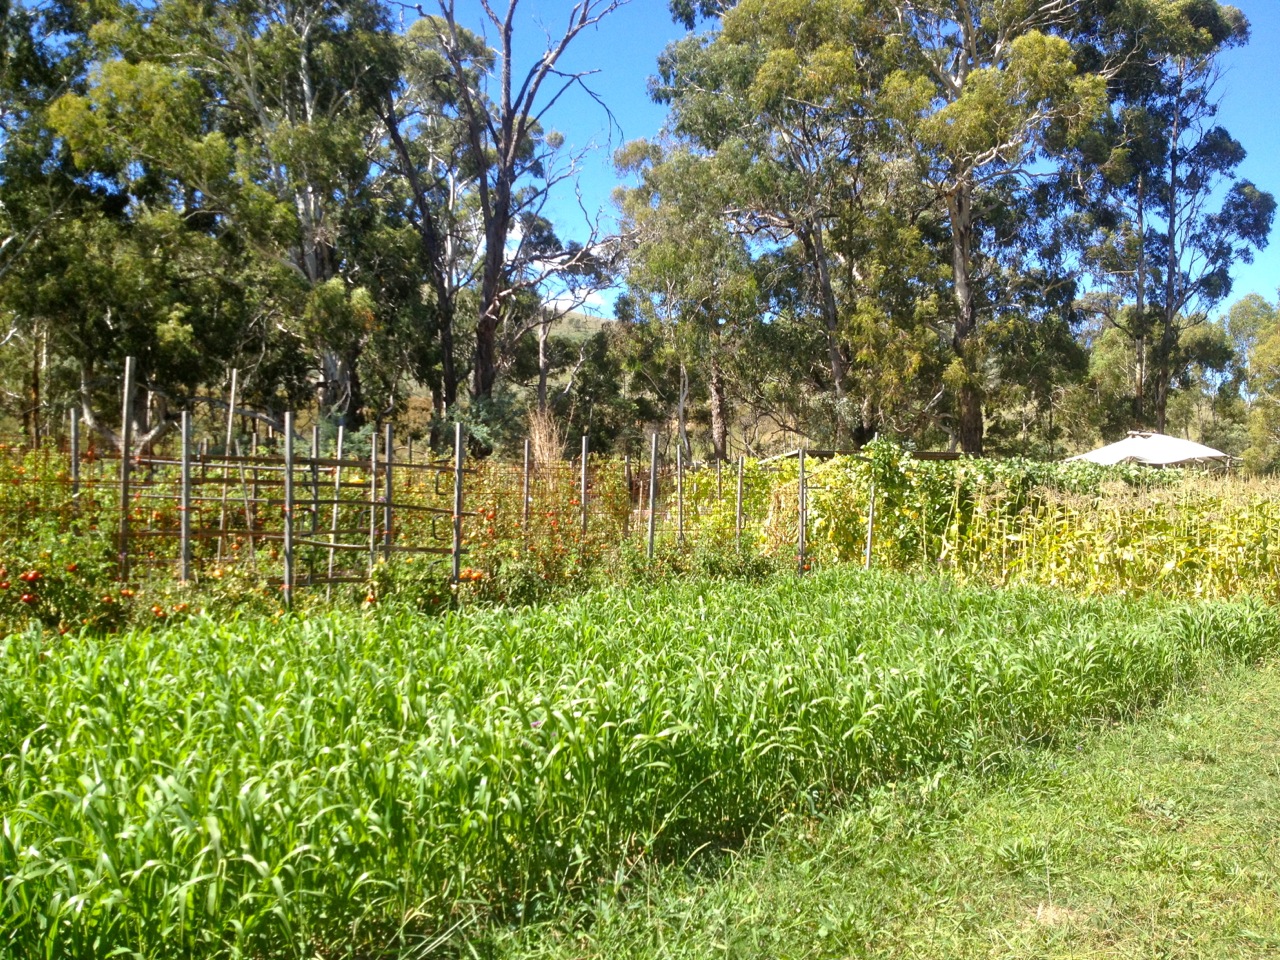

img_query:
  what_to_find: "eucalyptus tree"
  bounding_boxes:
[877,0,1111,453]
[652,0,955,447]
[411,0,626,425]
[616,141,759,459]
[48,0,403,430]
[1071,1,1272,432]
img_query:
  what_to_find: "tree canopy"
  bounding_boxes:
[0,0,1272,465]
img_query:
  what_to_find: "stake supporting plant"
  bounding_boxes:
[180,410,192,583]
[647,432,659,560]
[118,355,135,582]
[283,411,294,607]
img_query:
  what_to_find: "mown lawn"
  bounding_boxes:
[490,661,1280,959]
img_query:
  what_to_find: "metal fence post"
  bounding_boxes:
[736,455,744,547]
[798,447,807,574]
[383,423,394,562]
[452,422,464,583]
[180,411,192,583]
[118,356,135,581]
[647,432,658,560]
[283,411,294,607]
[69,408,80,498]
[676,443,685,544]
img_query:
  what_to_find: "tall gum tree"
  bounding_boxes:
[881,0,1108,454]
[419,0,626,425]
[51,0,401,427]
[1073,1,1273,433]
[652,0,949,446]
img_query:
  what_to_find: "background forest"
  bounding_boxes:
[0,0,1276,466]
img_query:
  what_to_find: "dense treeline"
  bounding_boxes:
[0,0,1274,464]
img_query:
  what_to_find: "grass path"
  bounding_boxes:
[491,662,1280,959]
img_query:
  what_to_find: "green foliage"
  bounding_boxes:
[4,569,1279,955]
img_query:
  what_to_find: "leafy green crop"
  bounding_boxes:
[3,569,1276,957]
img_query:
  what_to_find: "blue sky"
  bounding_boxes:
[469,0,1280,315]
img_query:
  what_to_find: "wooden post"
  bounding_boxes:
[522,438,531,532]
[451,422,464,583]
[798,447,807,575]
[283,411,294,607]
[118,356,135,581]
[647,432,658,560]
[368,425,379,572]
[383,423,394,562]
[676,443,685,544]
[580,433,589,537]
[179,411,192,583]
[736,455,744,548]
[865,480,875,569]
[69,407,80,498]
[716,458,722,502]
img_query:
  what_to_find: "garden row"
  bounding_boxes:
[3,568,1277,957]
[3,433,1278,632]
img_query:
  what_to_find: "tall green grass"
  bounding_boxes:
[2,570,1277,957]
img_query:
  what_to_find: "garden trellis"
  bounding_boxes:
[17,359,807,598]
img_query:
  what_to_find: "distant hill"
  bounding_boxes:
[549,309,611,343]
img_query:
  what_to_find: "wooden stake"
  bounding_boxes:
[580,433,589,537]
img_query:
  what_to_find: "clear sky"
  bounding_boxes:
[464,0,1280,314]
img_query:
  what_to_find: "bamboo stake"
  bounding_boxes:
[383,423,394,562]
[580,433,589,537]
[451,423,464,583]
[647,433,658,560]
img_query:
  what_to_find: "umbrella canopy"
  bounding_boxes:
[1066,432,1229,467]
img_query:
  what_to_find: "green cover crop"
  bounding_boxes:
[2,570,1277,957]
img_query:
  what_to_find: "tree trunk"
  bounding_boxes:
[381,107,458,415]
[537,314,551,413]
[320,350,364,427]
[708,351,728,461]
[473,168,513,404]
[1133,174,1147,423]
[947,185,984,455]
[677,361,690,458]
[798,224,848,444]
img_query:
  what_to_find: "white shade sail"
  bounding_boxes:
[1066,432,1229,467]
